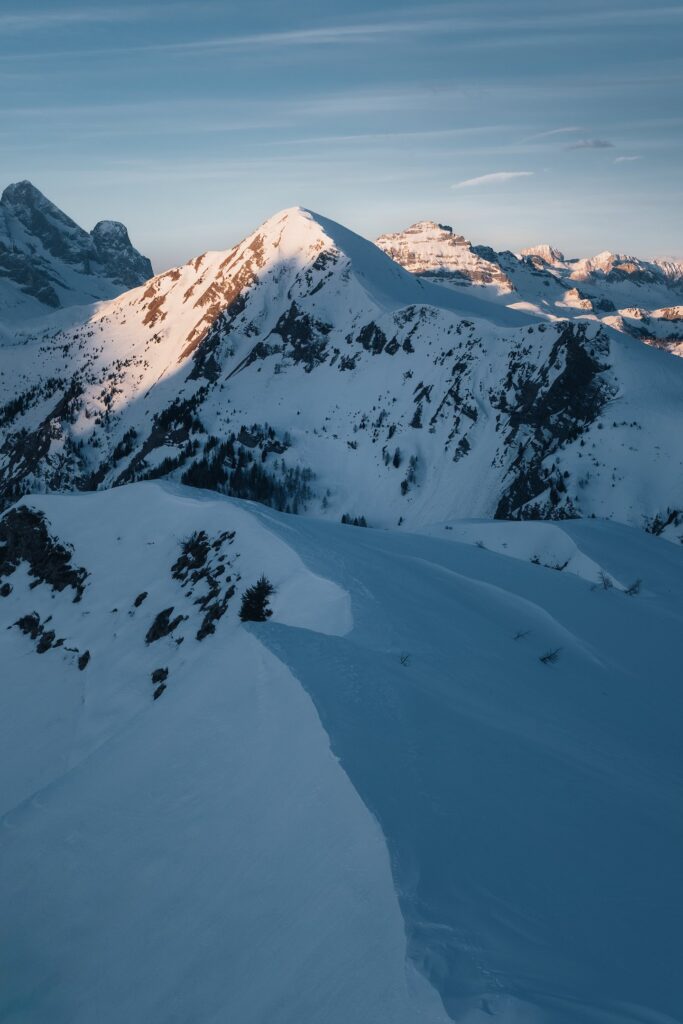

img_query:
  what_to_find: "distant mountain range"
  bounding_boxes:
[0,180,152,327]
[376,221,683,356]
[0,195,681,541]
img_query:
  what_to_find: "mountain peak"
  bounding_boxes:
[378,221,470,247]
[90,219,153,289]
[252,208,521,322]
[91,219,131,243]
[520,244,565,264]
[1,179,48,208]
[1,179,79,232]
[375,221,514,293]
[253,206,329,247]
[0,179,152,322]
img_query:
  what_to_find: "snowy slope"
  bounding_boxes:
[0,181,152,326]
[376,222,683,354]
[1,482,681,1023]
[1,206,682,538]
[0,482,448,1024]
[256,505,683,1024]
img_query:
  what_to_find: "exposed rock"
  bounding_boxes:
[520,244,565,264]
[0,506,87,600]
[145,607,185,644]
[0,180,152,322]
[376,221,514,291]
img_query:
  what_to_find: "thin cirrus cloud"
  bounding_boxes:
[452,171,534,189]
[122,17,464,55]
[566,138,614,149]
[526,126,583,141]
[614,155,641,162]
[0,6,151,31]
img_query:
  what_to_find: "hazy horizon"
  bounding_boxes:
[1,0,681,271]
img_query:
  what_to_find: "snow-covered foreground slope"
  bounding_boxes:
[1,482,682,1023]
[1,206,683,537]
[376,222,683,355]
[0,483,447,1024]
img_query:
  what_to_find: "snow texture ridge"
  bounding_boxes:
[1,482,681,1023]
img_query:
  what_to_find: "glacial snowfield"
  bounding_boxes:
[1,482,681,1023]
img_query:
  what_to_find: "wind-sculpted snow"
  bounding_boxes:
[0,483,448,1024]
[0,206,682,539]
[1,483,681,1023]
[253,505,683,1024]
[419,518,628,587]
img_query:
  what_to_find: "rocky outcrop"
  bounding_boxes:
[0,505,88,599]
[376,221,514,292]
[0,180,152,323]
[520,244,565,264]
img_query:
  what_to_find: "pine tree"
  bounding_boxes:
[239,576,275,622]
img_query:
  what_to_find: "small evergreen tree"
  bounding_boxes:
[239,576,275,622]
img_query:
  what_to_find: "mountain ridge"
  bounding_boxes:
[0,204,681,541]
[375,220,683,355]
[0,180,152,324]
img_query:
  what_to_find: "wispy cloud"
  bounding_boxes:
[127,16,464,55]
[1,2,682,65]
[0,2,221,34]
[0,7,146,31]
[526,126,583,141]
[566,138,614,149]
[452,171,534,189]
[614,155,641,163]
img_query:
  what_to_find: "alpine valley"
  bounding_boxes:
[1,183,682,1024]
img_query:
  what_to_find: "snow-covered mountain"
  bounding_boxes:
[1,199,683,1024]
[376,221,683,354]
[375,220,514,291]
[1,206,682,539]
[1,481,681,1023]
[0,180,152,326]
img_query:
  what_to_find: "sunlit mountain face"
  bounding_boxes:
[1,2,682,1022]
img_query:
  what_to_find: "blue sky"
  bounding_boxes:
[1,0,681,270]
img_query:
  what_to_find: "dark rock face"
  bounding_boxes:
[171,529,239,641]
[90,220,153,289]
[495,323,614,520]
[269,302,332,371]
[1,181,87,266]
[0,222,61,308]
[0,180,152,317]
[0,505,88,600]
[145,607,186,644]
